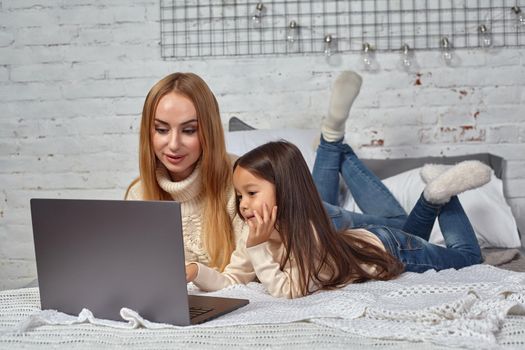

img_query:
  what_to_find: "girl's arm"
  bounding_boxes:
[189,237,304,298]
[242,204,306,298]
[246,241,304,299]
[188,204,307,298]
[189,226,256,291]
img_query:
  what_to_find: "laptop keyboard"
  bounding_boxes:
[189,306,214,319]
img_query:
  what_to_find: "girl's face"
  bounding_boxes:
[233,166,277,222]
[152,92,202,181]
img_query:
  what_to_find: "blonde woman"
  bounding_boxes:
[126,72,244,271]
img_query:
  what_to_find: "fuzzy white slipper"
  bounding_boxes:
[423,160,491,204]
[420,164,451,184]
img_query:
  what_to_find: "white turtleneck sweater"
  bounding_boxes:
[125,162,247,266]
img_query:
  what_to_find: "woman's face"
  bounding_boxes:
[152,92,202,181]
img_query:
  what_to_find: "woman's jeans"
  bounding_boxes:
[312,136,407,229]
[369,195,483,272]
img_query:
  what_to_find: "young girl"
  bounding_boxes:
[186,139,488,298]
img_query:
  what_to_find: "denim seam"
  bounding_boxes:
[341,157,407,218]
[383,226,425,251]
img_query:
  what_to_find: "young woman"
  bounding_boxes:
[125,72,243,271]
[185,140,488,299]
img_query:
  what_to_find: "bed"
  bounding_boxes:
[0,119,523,349]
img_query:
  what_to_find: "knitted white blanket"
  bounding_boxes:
[14,265,525,349]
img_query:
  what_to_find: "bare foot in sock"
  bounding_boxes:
[423,160,491,204]
[321,71,363,142]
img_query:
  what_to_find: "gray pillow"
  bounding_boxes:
[229,116,255,131]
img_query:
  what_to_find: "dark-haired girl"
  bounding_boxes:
[185,72,489,298]
[186,139,488,298]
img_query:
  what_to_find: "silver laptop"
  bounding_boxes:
[30,198,249,325]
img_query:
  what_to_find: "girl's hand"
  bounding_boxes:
[185,263,198,282]
[246,203,277,248]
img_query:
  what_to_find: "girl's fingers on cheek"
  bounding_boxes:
[254,210,263,224]
[263,203,269,219]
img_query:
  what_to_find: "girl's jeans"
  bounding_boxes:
[312,136,482,271]
[370,195,483,272]
[312,136,407,229]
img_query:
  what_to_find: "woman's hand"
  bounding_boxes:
[246,203,277,248]
[185,263,198,282]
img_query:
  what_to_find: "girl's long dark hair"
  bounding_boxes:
[233,141,404,297]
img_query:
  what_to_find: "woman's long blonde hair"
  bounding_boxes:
[126,72,235,271]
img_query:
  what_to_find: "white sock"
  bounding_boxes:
[321,71,363,142]
[423,160,491,204]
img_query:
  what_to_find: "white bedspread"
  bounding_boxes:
[2,265,525,349]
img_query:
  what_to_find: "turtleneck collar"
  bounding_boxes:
[156,163,202,203]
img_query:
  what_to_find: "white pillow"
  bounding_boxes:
[342,167,521,249]
[226,128,319,171]
[226,128,520,249]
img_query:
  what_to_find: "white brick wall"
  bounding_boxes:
[0,1,524,290]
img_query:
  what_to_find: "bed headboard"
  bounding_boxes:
[360,154,505,180]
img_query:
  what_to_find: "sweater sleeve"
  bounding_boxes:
[192,229,256,291]
[246,242,304,299]
[193,228,304,299]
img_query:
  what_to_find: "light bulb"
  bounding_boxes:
[251,3,265,27]
[324,34,334,56]
[400,43,412,69]
[440,37,453,65]
[362,43,375,69]
[511,6,525,27]
[478,24,492,48]
[286,20,298,47]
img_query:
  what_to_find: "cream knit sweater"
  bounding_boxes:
[126,163,247,267]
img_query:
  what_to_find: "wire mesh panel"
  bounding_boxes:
[160,0,525,59]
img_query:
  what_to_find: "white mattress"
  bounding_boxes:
[1,265,524,349]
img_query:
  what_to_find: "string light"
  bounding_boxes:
[400,43,413,69]
[286,20,299,50]
[251,3,265,27]
[477,24,492,48]
[440,37,454,65]
[362,43,376,70]
[511,6,525,28]
[323,34,334,56]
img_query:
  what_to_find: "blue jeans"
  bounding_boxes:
[312,136,407,229]
[369,195,483,272]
